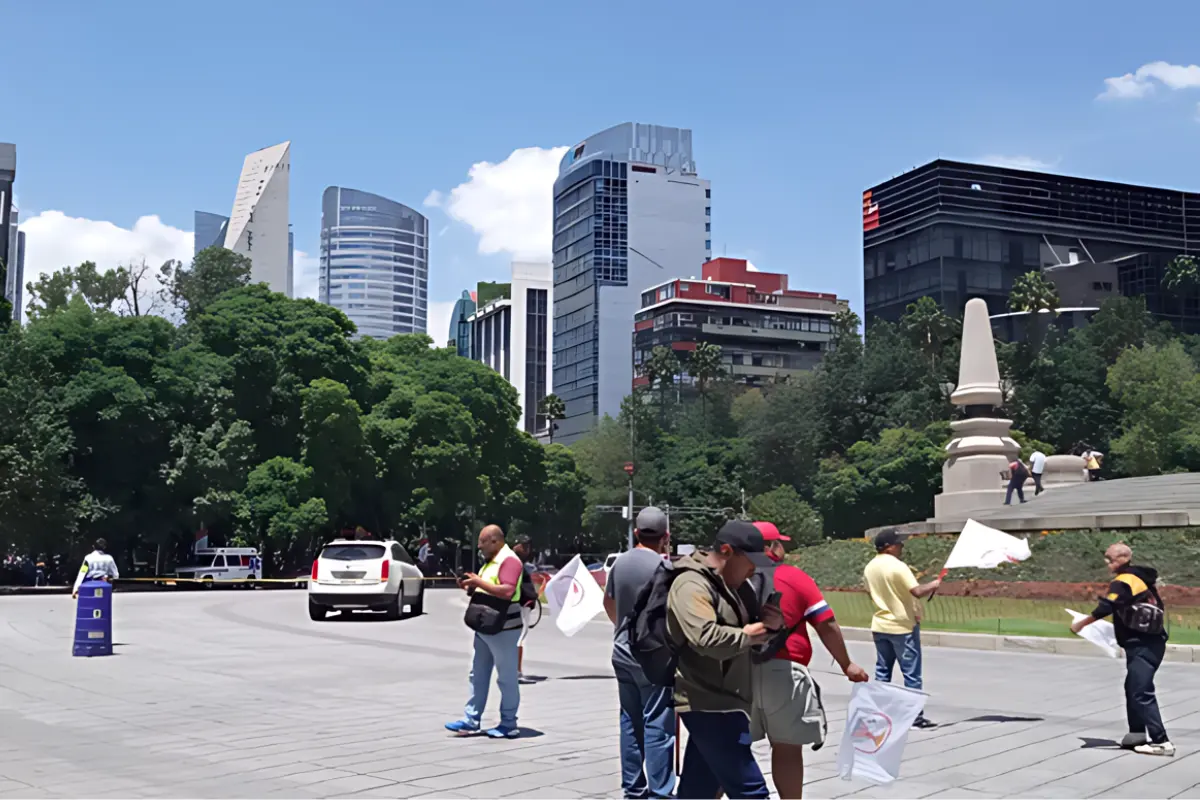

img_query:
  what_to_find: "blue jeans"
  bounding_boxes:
[677,711,769,799]
[464,628,521,728]
[614,661,676,798]
[874,627,925,718]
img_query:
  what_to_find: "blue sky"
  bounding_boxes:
[6,0,1200,334]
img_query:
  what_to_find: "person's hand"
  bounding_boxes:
[928,577,942,590]
[71,593,77,600]
[1070,619,1087,635]
[461,572,484,590]
[761,604,784,632]
[844,662,870,682]
[742,622,769,644]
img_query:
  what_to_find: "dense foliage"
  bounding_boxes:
[0,248,586,573]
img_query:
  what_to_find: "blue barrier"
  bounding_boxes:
[73,580,113,657]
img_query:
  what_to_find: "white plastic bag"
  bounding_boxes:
[1065,608,1120,658]
[837,682,928,785]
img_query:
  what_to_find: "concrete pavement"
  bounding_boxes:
[2,588,1200,798]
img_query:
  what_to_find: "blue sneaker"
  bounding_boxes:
[485,725,520,739]
[445,719,480,735]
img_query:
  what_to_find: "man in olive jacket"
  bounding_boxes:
[666,521,782,799]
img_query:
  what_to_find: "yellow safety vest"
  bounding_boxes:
[479,545,522,600]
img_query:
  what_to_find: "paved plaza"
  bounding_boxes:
[2,589,1200,798]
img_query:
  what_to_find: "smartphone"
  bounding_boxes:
[765,591,782,607]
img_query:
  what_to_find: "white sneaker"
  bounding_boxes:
[1120,732,1148,748]
[1133,741,1176,757]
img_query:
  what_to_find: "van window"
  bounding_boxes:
[321,544,387,561]
[227,555,243,567]
[214,555,226,567]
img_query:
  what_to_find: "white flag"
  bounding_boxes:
[943,519,1031,570]
[838,682,927,785]
[543,555,605,637]
[1065,609,1120,658]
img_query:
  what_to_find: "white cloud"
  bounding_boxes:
[293,250,319,300]
[426,145,568,260]
[977,154,1059,171]
[1099,61,1200,100]
[18,211,194,321]
[425,299,457,348]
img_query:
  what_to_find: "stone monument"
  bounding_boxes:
[933,298,1021,519]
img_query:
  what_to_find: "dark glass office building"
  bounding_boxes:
[863,160,1200,330]
[194,211,230,255]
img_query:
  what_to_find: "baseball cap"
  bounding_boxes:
[874,528,903,551]
[752,521,790,542]
[635,506,669,537]
[714,520,765,554]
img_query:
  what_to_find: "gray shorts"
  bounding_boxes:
[750,659,827,747]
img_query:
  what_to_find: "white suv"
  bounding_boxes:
[308,540,425,621]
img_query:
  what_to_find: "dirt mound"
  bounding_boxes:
[830,579,1200,606]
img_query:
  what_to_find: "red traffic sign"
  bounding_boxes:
[623,462,635,475]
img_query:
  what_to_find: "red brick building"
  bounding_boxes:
[632,258,846,390]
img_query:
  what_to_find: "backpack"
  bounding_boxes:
[623,561,717,687]
[1117,585,1166,637]
[518,564,538,609]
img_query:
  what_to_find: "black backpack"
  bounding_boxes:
[623,561,718,687]
[518,564,538,609]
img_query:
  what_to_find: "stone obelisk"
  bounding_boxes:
[933,298,1020,519]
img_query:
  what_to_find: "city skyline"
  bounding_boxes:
[8,3,1200,338]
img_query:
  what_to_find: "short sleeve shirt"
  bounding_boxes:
[605,548,664,627]
[864,553,919,634]
[771,564,834,666]
[1030,452,1046,474]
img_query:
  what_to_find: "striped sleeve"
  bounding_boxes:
[778,565,835,625]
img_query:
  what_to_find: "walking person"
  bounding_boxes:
[667,520,782,799]
[1071,543,1174,756]
[604,507,676,799]
[748,522,869,799]
[1029,449,1047,496]
[864,529,941,729]
[512,536,539,683]
[71,539,119,599]
[445,525,524,739]
[1004,458,1029,505]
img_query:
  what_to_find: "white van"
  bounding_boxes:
[176,547,262,584]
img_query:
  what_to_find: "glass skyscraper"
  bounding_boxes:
[552,123,710,443]
[194,211,230,256]
[319,187,429,339]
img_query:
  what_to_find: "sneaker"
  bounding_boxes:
[1120,732,1148,749]
[912,716,938,730]
[1134,741,1176,757]
[444,719,480,736]
[485,725,521,739]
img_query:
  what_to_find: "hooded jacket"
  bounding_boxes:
[665,551,755,713]
[1091,564,1167,646]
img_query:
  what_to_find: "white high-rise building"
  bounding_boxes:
[551,123,710,443]
[469,261,553,435]
[224,141,291,296]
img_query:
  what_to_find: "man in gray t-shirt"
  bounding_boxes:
[603,507,676,799]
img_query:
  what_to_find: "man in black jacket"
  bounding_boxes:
[1071,543,1174,757]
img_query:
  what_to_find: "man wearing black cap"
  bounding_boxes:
[606,507,675,799]
[666,520,783,799]
[864,528,942,729]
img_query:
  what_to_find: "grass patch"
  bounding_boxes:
[826,591,1200,645]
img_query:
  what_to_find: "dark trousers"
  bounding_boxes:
[1125,638,1168,744]
[1032,472,1044,495]
[1004,479,1025,504]
[677,710,768,799]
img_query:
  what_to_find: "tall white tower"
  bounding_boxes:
[224,141,291,296]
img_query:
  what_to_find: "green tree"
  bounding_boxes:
[162,246,253,320]
[900,296,957,368]
[235,457,328,571]
[1009,270,1061,313]
[687,341,724,427]
[538,392,566,444]
[301,378,375,528]
[24,262,134,319]
[641,345,681,427]
[747,485,823,548]
[1164,255,1200,296]
[1106,340,1200,475]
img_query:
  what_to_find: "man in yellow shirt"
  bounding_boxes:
[863,529,942,729]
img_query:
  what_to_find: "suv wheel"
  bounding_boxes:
[308,598,329,621]
[385,588,403,620]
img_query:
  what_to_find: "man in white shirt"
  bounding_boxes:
[1030,450,1047,496]
[72,539,120,598]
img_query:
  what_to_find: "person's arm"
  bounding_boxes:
[910,579,942,599]
[465,558,520,599]
[668,575,758,659]
[1073,577,1129,632]
[814,618,869,681]
[108,557,120,581]
[603,565,618,624]
[71,559,87,596]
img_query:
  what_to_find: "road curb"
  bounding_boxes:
[841,626,1200,662]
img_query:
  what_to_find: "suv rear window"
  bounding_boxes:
[321,544,387,561]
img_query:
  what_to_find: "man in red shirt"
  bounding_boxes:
[749,522,868,799]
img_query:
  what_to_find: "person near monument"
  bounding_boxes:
[1070,543,1174,757]
[604,507,676,799]
[71,539,119,598]
[863,528,941,729]
[1004,458,1029,505]
[749,522,868,799]
[512,536,539,683]
[1029,449,1047,495]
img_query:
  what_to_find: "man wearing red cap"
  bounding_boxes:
[749,521,868,800]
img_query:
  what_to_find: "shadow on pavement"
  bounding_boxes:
[1079,737,1121,749]
[966,714,1045,723]
[556,674,615,681]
